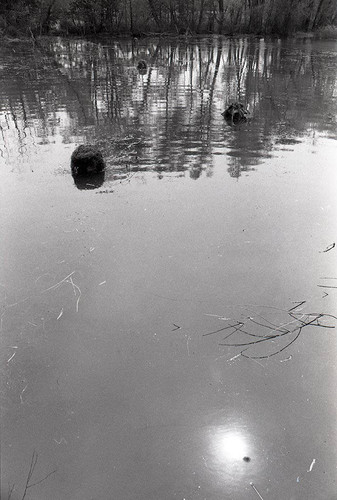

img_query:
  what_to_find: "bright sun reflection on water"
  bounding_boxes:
[204,422,265,495]
[208,425,253,470]
[215,430,250,461]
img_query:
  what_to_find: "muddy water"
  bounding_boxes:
[1,36,337,499]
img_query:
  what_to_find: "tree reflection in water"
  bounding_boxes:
[0,37,336,183]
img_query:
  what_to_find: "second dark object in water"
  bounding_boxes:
[71,145,105,176]
[137,60,147,72]
[222,102,249,124]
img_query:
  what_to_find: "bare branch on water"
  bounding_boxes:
[41,271,75,293]
[250,481,265,499]
[288,300,306,312]
[21,450,38,500]
[320,243,335,253]
[202,322,244,336]
[202,303,336,360]
[20,450,57,500]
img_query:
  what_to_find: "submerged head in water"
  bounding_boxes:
[71,145,105,177]
[222,102,249,124]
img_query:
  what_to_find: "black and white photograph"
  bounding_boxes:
[1,1,336,498]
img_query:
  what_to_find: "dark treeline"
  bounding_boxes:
[1,0,337,37]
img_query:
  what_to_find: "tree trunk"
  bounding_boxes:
[129,0,134,33]
[41,0,56,34]
[196,0,205,32]
[147,0,162,29]
[218,0,224,33]
[311,0,326,29]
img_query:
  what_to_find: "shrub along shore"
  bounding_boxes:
[1,0,337,39]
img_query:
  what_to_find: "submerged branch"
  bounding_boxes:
[204,303,336,360]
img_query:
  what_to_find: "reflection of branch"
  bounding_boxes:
[32,37,88,121]
[21,450,57,500]
[165,45,176,116]
[208,41,222,116]
[142,43,161,107]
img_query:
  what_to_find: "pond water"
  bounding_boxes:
[1,35,337,500]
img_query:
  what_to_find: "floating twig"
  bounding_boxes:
[288,300,306,312]
[203,322,243,336]
[204,313,230,320]
[307,458,316,472]
[53,437,67,445]
[246,317,289,335]
[41,271,75,293]
[228,352,242,361]
[241,328,302,360]
[310,322,334,328]
[56,308,63,320]
[250,482,264,500]
[20,385,28,404]
[27,468,57,489]
[21,451,38,500]
[68,277,81,312]
[204,302,335,359]
[7,351,16,363]
[221,326,248,341]
[309,313,337,320]
[280,355,292,362]
[247,316,284,331]
[185,334,191,356]
[35,273,55,284]
[240,314,323,359]
[320,243,335,253]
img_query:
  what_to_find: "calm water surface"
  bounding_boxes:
[1,36,337,499]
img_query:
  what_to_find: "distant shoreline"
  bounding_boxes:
[2,26,337,44]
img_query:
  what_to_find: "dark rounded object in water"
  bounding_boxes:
[137,60,147,71]
[222,102,249,124]
[73,171,105,190]
[71,145,105,176]
[243,456,251,462]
